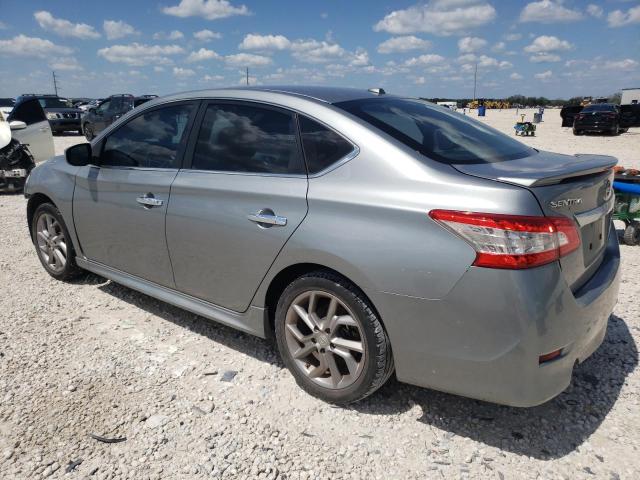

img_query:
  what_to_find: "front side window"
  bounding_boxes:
[38,97,71,108]
[9,99,46,125]
[96,101,111,114]
[192,103,303,174]
[336,97,535,165]
[101,103,194,169]
[299,116,354,174]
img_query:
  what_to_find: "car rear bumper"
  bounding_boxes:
[374,223,621,407]
[574,120,617,132]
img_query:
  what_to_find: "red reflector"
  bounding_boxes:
[539,349,562,364]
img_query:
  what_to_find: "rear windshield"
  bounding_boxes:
[582,104,618,112]
[335,97,534,164]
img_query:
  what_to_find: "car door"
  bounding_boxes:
[73,101,198,287]
[166,101,309,312]
[92,100,111,133]
[7,98,54,162]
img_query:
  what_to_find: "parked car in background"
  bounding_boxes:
[573,103,624,135]
[7,96,54,163]
[25,87,620,407]
[81,94,157,140]
[0,120,36,192]
[0,98,15,120]
[17,94,82,135]
[560,105,583,127]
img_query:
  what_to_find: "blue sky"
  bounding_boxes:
[0,0,638,99]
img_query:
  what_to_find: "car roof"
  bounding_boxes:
[159,86,391,105]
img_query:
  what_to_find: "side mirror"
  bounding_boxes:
[9,120,27,131]
[65,143,92,167]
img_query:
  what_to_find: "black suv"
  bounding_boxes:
[17,94,82,135]
[81,94,157,140]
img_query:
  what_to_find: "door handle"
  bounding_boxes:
[248,210,287,227]
[136,194,164,208]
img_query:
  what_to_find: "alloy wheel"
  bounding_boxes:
[284,290,365,389]
[36,213,68,273]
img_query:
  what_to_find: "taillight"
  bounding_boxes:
[429,210,580,269]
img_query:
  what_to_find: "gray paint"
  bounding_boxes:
[24,86,621,407]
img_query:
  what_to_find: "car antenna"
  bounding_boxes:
[368,88,386,95]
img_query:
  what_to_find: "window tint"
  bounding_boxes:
[299,116,354,174]
[336,97,534,165]
[96,101,111,114]
[101,103,193,169]
[192,103,303,174]
[582,104,618,113]
[9,99,46,125]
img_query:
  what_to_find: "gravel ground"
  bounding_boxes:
[1,118,639,480]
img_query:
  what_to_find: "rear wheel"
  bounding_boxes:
[275,271,393,404]
[573,128,582,136]
[32,203,83,281]
[623,222,640,246]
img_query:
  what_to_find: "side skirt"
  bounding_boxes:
[76,257,267,338]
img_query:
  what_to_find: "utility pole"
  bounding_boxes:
[472,62,477,101]
[246,67,249,86]
[52,71,59,96]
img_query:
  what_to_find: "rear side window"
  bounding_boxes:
[9,99,46,125]
[299,116,354,174]
[336,97,534,165]
[192,103,303,174]
[101,103,194,169]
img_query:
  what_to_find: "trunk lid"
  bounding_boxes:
[452,151,617,290]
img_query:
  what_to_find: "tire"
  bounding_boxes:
[620,128,629,134]
[274,271,394,404]
[623,223,640,246]
[83,123,94,141]
[77,128,83,135]
[573,128,581,136]
[32,203,84,281]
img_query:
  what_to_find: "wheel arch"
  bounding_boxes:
[261,262,385,340]
[26,193,56,239]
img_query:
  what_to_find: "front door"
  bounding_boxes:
[166,101,308,312]
[73,101,197,287]
[8,98,54,163]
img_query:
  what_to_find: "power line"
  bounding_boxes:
[473,62,477,101]
[246,67,249,86]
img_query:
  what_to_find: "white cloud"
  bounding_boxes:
[154,66,165,72]
[524,35,572,53]
[520,1,583,23]
[600,58,639,71]
[414,76,426,85]
[224,53,272,67]
[373,0,496,36]
[0,34,73,58]
[103,20,138,40]
[377,36,431,54]
[162,0,250,20]
[49,56,83,71]
[586,4,603,19]
[203,74,224,81]
[403,54,445,67]
[34,11,100,39]
[154,30,184,40]
[607,5,640,28]
[458,36,487,53]
[186,48,220,62]
[291,40,347,63]
[0,21,7,30]
[504,33,522,41]
[173,67,195,78]
[534,70,553,80]
[97,43,184,66]
[320,12,329,19]
[193,29,222,41]
[492,41,506,52]
[498,60,513,69]
[530,53,561,62]
[239,34,291,51]
[510,72,523,80]
[350,48,370,67]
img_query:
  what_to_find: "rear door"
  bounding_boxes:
[73,101,197,287]
[8,98,54,163]
[166,100,308,312]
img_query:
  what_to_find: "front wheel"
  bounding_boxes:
[275,271,394,404]
[32,203,83,281]
[83,123,94,141]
